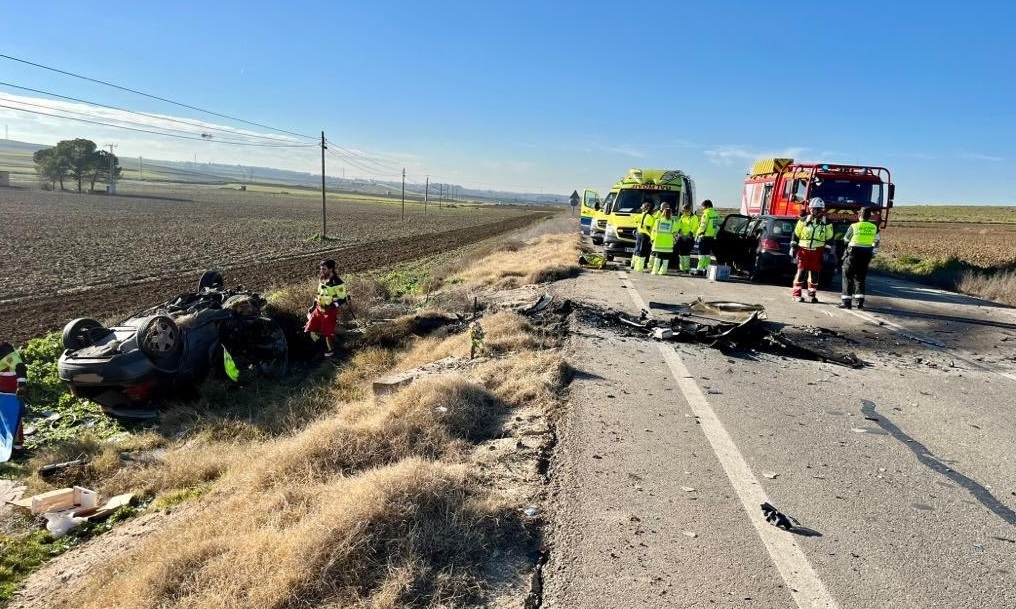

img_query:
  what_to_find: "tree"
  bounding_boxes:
[55,138,99,193]
[89,150,122,192]
[33,147,68,190]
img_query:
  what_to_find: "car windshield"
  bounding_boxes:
[810,179,883,206]
[612,189,682,213]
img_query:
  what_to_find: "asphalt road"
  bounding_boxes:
[542,265,1016,609]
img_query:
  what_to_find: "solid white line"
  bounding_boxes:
[617,270,841,609]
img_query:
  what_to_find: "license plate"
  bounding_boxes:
[624,247,634,253]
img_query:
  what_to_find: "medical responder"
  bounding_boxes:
[650,204,676,275]
[304,259,348,358]
[693,199,720,276]
[631,200,655,272]
[789,198,834,302]
[675,202,699,273]
[0,340,28,453]
[839,207,880,309]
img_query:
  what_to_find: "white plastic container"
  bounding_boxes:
[707,265,731,281]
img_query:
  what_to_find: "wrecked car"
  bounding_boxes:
[57,271,288,416]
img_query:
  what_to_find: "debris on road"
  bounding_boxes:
[761,502,798,530]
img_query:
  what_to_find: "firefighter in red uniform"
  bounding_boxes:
[0,341,28,452]
[789,198,834,302]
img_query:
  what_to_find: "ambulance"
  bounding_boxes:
[587,168,695,260]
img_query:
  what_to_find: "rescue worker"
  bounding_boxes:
[631,200,655,272]
[649,204,676,275]
[675,202,699,273]
[789,198,834,302]
[839,207,880,309]
[0,340,28,453]
[304,259,348,358]
[693,199,720,276]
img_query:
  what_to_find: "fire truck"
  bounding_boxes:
[741,158,894,228]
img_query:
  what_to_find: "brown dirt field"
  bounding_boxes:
[0,185,553,344]
[881,222,1016,268]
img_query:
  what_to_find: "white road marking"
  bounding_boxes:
[617,271,841,609]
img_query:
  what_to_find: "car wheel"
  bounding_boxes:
[138,315,183,366]
[62,318,106,350]
[605,254,614,262]
[748,255,767,283]
[199,270,224,291]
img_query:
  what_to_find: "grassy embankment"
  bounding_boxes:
[871,205,1016,305]
[0,217,581,608]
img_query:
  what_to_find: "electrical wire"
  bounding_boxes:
[325,138,401,174]
[0,81,307,145]
[0,103,318,148]
[0,53,317,141]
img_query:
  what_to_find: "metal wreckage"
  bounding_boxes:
[522,294,864,368]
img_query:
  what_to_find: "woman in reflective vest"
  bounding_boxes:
[649,205,676,275]
[304,259,348,358]
[839,207,880,310]
[790,198,834,302]
[0,341,28,452]
[675,202,700,273]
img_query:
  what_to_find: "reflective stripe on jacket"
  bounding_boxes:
[651,218,676,252]
[793,217,834,249]
[697,208,719,237]
[845,221,879,247]
[637,211,656,236]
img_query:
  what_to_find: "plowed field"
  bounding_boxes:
[0,185,550,344]
[880,222,1016,268]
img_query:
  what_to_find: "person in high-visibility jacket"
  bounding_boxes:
[631,200,656,272]
[675,202,699,273]
[839,207,880,310]
[789,198,834,302]
[304,259,348,358]
[0,340,28,453]
[693,199,720,275]
[649,205,676,275]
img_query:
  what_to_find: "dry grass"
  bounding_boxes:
[450,233,581,289]
[956,269,1016,306]
[9,218,579,608]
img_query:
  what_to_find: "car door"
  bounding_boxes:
[580,189,601,235]
[714,214,751,266]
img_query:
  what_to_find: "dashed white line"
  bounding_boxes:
[617,271,841,609]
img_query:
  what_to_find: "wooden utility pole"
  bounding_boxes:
[105,143,117,194]
[321,131,327,237]
[401,167,406,220]
[424,175,429,215]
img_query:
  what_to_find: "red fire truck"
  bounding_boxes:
[740,158,894,228]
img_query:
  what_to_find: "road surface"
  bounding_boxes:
[542,266,1016,609]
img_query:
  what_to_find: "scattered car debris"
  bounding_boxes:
[7,486,135,538]
[38,458,89,480]
[761,501,798,530]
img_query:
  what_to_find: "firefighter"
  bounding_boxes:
[675,202,699,273]
[304,259,348,358]
[693,199,720,276]
[650,204,676,275]
[839,207,880,309]
[0,340,28,453]
[631,200,655,272]
[789,198,834,302]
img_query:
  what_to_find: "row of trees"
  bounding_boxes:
[34,138,122,192]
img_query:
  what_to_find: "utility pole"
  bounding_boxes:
[401,167,406,220]
[424,175,429,215]
[321,131,327,237]
[105,143,117,194]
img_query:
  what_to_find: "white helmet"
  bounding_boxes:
[808,197,825,210]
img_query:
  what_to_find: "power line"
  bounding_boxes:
[324,138,401,174]
[0,81,306,145]
[0,53,317,141]
[0,103,317,148]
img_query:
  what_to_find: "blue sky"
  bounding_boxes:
[1,0,1014,204]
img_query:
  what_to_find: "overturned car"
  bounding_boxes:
[57,271,288,416]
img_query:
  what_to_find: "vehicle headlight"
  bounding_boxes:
[606,225,618,239]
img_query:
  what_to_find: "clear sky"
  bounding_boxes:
[1,0,1014,204]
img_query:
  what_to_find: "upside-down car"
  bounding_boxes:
[57,271,287,417]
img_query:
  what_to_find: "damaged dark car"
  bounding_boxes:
[57,271,288,417]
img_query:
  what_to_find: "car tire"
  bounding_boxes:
[62,318,106,350]
[137,315,183,366]
[605,254,614,262]
[748,255,767,283]
[199,270,224,291]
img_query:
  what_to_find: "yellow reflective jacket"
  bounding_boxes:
[676,214,699,237]
[845,221,879,247]
[316,276,348,309]
[651,217,676,252]
[793,217,834,249]
[637,211,656,236]
[697,208,719,237]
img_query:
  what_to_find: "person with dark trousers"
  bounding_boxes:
[839,208,880,309]
[0,341,28,453]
